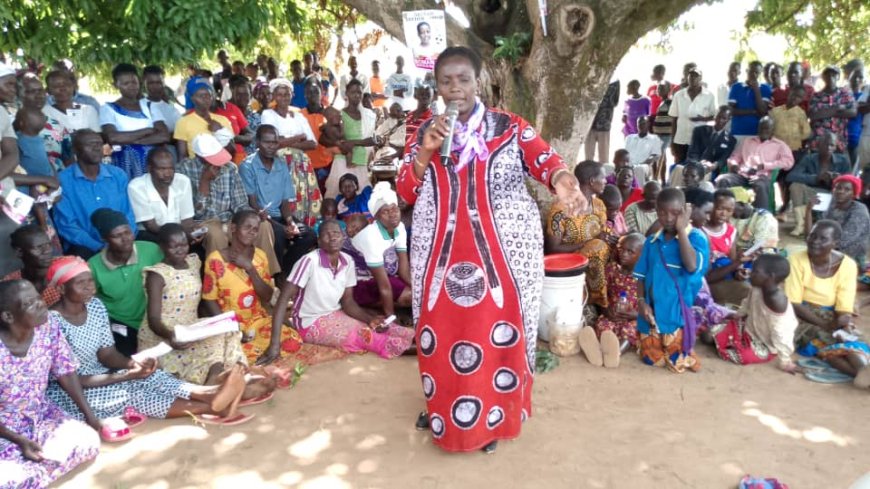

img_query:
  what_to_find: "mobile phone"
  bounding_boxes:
[190,226,208,238]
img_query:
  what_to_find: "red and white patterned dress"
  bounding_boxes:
[397,108,567,452]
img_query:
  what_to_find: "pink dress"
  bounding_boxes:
[0,316,99,487]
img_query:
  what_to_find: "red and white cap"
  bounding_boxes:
[192,133,232,166]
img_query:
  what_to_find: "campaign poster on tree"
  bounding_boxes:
[402,10,447,71]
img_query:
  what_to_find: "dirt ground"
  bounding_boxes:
[56,238,870,489]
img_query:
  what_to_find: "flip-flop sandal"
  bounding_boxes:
[577,327,603,367]
[211,365,246,412]
[600,330,621,369]
[122,407,147,429]
[804,370,854,384]
[797,358,836,372]
[239,391,274,407]
[196,412,255,426]
[100,420,134,443]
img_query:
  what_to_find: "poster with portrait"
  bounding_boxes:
[402,10,447,71]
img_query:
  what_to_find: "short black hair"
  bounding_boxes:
[600,184,622,207]
[574,160,603,184]
[713,188,736,202]
[256,124,277,140]
[614,149,629,160]
[321,197,337,210]
[45,69,75,87]
[72,129,102,152]
[111,63,139,82]
[346,78,363,91]
[620,232,646,249]
[434,46,483,79]
[157,223,186,245]
[417,21,431,34]
[813,219,843,241]
[754,254,790,283]
[684,187,714,208]
[656,187,685,207]
[290,59,302,68]
[228,74,249,90]
[9,224,45,250]
[231,209,260,226]
[749,60,764,70]
[143,65,165,77]
[683,161,705,179]
[146,146,173,167]
[319,219,342,234]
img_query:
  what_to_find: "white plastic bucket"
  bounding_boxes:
[538,272,586,342]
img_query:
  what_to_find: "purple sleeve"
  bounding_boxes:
[695,281,732,325]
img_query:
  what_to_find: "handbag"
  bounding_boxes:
[656,239,699,354]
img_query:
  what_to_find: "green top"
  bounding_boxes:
[88,241,163,329]
[342,111,368,167]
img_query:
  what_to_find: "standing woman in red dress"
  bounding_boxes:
[397,47,587,454]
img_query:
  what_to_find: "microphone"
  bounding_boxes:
[440,101,459,167]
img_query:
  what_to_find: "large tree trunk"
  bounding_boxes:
[344,0,701,209]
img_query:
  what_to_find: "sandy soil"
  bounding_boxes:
[57,326,869,488]
[56,236,870,489]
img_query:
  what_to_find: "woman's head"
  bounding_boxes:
[655,187,685,233]
[434,47,482,117]
[190,81,215,111]
[229,74,251,108]
[270,79,293,109]
[369,182,400,229]
[345,79,363,107]
[18,73,46,109]
[417,21,432,46]
[230,209,261,247]
[158,223,189,265]
[0,280,48,330]
[91,208,134,255]
[574,160,606,195]
[10,225,53,271]
[112,63,140,99]
[684,187,714,228]
[600,185,623,221]
[616,233,645,269]
[616,166,634,189]
[711,189,736,226]
[832,175,861,206]
[45,69,76,105]
[656,81,671,99]
[682,162,705,188]
[304,78,322,108]
[806,219,842,258]
[339,173,360,201]
[317,220,345,253]
[47,256,95,304]
[821,66,840,90]
[627,80,640,95]
[253,81,270,108]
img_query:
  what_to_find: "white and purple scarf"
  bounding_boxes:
[449,98,490,172]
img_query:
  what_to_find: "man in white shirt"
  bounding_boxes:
[717,62,741,108]
[669,67,717,153]
[624,116,661,184]
[143,65,181,133]
[336,56,370,105]
[127,146,196,242]
[385,56,414,112]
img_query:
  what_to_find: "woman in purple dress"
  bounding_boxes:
[0,279,101,488]
[623,80,652,137]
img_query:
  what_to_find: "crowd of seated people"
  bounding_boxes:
[0,51,868,486]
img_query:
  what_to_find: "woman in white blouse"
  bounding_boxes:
[43,69,101,134]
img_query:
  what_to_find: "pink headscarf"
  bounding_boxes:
[46,256,90,288]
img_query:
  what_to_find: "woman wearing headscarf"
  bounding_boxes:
[0,279,101,487]
[324,79,377,198]
[173,79,235,160]
[806,174,870,267]
[261,78,322,228]
[397,47,586,453]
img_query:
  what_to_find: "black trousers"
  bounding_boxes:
[265,219,317,276]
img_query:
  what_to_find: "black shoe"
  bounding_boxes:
[482,440,498,454]
[415,411,429,431]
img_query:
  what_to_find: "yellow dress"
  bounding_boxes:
[546,196,611,306]
[202,249,302,364]
[139,254,246,384]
